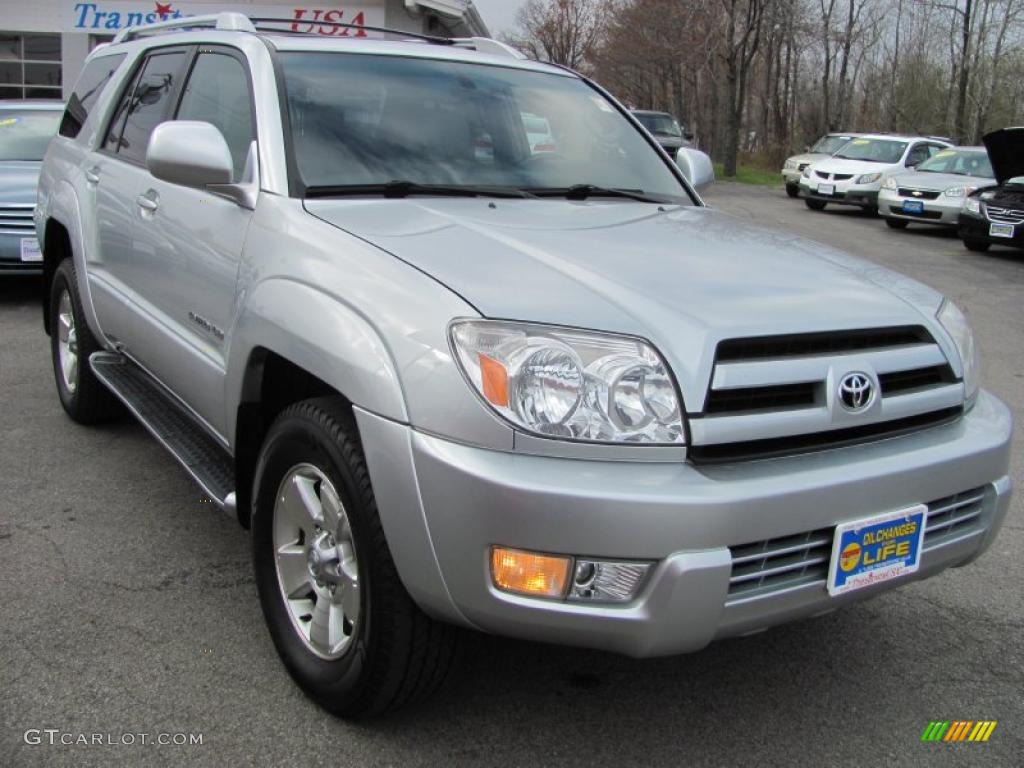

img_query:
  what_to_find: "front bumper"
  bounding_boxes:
[0,231,42,275]
[799,177,880,208]
[879,189,963,225]
[959,212,1024,248]
[356,390,1012,658]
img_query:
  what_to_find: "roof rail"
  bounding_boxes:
[111,12,255,44]
[451,37,525,59]
[248,17,455,45]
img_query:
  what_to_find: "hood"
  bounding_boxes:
[787,152,828,165]
[812,157,899,176]
[653,134,684,151]
[887,170,995,192]
[0,161,42,205]
[982,127,1024,185]
[305,199,943,406]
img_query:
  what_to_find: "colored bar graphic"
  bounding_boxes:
[922,720,996,742]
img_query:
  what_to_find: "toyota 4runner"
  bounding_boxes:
[35,14,1013,716]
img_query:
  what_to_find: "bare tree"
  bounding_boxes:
[505,0,609,71]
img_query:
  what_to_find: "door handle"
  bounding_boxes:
[85,167,100,185]
[136,191,159,212]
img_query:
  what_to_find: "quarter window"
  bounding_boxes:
[175,52,254,181]
[59,54,126,139]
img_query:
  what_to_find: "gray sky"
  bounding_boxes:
[473,0,529,37]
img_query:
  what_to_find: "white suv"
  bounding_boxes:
[800,134,951,213]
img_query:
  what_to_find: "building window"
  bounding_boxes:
[0,32,62,100]
[90,35,115,51]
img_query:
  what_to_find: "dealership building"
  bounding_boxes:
[1,0,489,101]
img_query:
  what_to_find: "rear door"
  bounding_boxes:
[125,46,257,437]
[86,46,192,343]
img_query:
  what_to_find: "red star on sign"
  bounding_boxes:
[155,2,173,17]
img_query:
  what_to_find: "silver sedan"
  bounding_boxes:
[879,147,995,229]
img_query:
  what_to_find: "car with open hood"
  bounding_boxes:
[780,132,858,198]
[799,134,951,213]
[958,128,1024,252]
[879,146,995,230]
[34,14,1013,717]
[0,100,62,274]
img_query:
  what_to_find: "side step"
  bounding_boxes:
[90,352,237,516]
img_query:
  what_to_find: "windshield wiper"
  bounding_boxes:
[528,184,665,203]
[305,181,535,199]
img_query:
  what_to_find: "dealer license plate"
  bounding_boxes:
[817,183,835,195]
[989,222,1015,238]
[20,237,41,262]
[902,200,924,214]
[827,505,927,596]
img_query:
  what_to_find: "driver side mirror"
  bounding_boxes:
[146,121,257,209]
[676,147,715,192]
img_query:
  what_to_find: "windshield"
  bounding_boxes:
[810,134,853,154]
[280,53,688,201]
[634,113,681,137]
[916,149,994,178]
[0,110,61,161]
[834,138,908,163]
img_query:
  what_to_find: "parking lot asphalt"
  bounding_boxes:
[1,182,1021,768]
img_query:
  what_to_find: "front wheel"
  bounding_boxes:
[252,398,459,717]
[885,218,909,230]
[805,199,827,211]
[963,239,991,252]
[785,183,800,198]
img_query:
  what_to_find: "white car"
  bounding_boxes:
[800,135,952,213]
[879,146,996,230]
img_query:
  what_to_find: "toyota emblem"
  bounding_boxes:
[838,372,873,412]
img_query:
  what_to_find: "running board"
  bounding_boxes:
[90,352,236,516]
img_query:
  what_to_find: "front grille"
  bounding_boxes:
[815,170,829,180]
[726,486,986,602]
[898,188,941,200]
[0,204,35,235]
[985,204,1024,225]
[693,326,962,462]
[833,173,853,181]
[715,326,930,362]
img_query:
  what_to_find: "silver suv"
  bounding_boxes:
[35,14,1013,716]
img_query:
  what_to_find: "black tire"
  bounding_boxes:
[49,259,120,424]
[963,239,990,252]
[252,398,459,717]
[885,218,909,230]
[805,199,827,211]
[785,183,800,198]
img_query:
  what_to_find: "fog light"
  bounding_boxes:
[569,560,651,602]
[491,547,571,598]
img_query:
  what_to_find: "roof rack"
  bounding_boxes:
[109,12,524,60]
[112,12,255,44]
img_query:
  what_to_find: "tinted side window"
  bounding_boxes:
[175,52,254,181]
[59,53,126,139]
[113,50,187,163]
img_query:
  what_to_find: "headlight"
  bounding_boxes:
[943,186,975,198]
[856,172,882,184]
[802,166,811,178]
[937,300,980,402]
[450,320,685,444]
[882,177,898,190]
[784,159,797,170]
[963,197,981,214]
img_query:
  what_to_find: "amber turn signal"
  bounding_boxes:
[491,547,571,598]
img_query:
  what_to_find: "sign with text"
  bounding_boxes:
[67,2,385,35]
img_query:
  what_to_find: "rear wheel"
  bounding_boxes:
[48,259,120,424]
[805,199,827,211]
[785,183,800,198]
[885,218,909,230]
[252,398,459,717]
[963,239,991,252]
